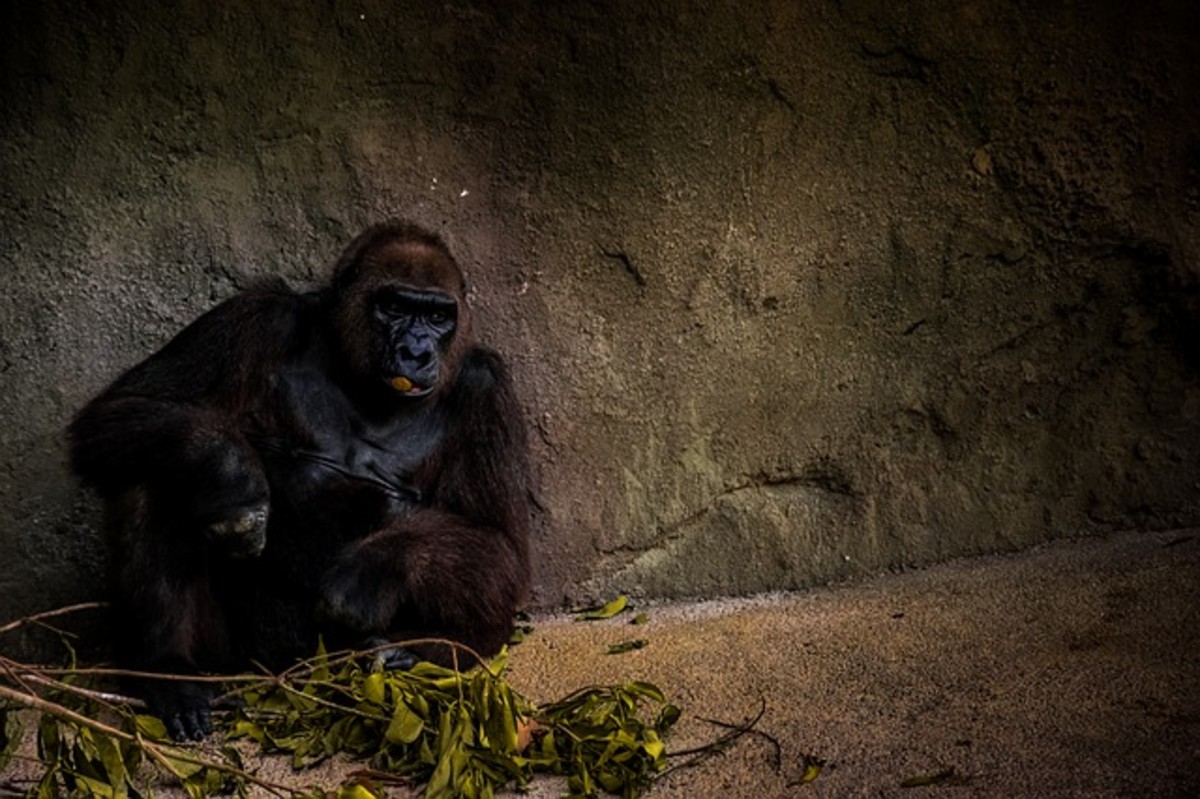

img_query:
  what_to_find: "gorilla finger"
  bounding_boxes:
[165,714,189,742]
[206,504,269,558]
[197,707,214,737]
[182,710,209,741]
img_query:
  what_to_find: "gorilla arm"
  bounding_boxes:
[319,346,533,664]
[69,288,306,553]
[67,287,306,740]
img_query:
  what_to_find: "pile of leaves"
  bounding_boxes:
[0,607,681,799]
[225,645,678,798]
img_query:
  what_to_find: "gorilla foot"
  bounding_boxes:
[141,680,216,741]
[363,637,418,671]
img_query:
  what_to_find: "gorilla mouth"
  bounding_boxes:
[388,375,433,397]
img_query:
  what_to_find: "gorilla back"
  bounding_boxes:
[68,221,532,740]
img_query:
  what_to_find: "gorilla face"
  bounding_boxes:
[371,286,458,398]
[331,232,470,404]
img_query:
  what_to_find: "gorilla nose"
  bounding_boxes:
[400,343,435,367]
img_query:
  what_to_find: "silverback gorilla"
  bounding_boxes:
[68,221,532,740]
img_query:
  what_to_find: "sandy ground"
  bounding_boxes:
[4,529,1198,797]
[505,529,1200,798]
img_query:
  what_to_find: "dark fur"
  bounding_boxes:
[69,222,531,739]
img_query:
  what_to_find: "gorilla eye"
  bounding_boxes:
[375,294,408,317]
[428,311,449,325]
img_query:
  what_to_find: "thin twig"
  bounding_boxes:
[660,697,769,778]
[270,679,388,723]
[0,657,39,701]
[0,602,108,635]
[452,645,465,706]
[13,664,262,684]
[277,637,493,681]
[16,637,491,687]
[215,637,492,708]
[697,703,781,772]
[2,665,142,710]
[345,768,417,787]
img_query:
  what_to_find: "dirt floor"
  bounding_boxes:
[505,529,1200,797]
[3,529,1198,798]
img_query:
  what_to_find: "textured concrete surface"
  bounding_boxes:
[2,1,1199,623]
[507,529,1200,797]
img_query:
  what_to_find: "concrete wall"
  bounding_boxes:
[2,0,1198,622]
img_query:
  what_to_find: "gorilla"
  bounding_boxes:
[68,221,532,740]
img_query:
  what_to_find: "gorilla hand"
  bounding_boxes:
[173,436,270,557]
[205,501,269,558]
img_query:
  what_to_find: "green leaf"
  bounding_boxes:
[798,759,823,783]
[181,777,205,799]
[606,639,647,655]
[36,765,59,799]
[508,625,534,645]
[624,681,666,703]
[93,731,127,790]
[37,713,63,763]
[540,730,558,760]
[385,702,425,744]
[656,703,682,731]
[427,749,453,798]
[132,714,168,741]
[72,774,116,798]
[161,752,207,780]
[362,672,386,705]
[225,719,265,743]
[339,784,378,799]
[641,732,664,761]
[575,595,630,621]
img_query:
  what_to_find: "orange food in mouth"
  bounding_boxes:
[390,376,414,392]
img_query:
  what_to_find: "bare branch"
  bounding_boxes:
[0,602,108,635]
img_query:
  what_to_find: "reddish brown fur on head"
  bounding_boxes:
[329,221,471,397]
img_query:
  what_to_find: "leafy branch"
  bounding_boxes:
[1,604,695,799]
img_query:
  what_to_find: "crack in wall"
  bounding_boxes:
[598,464,860,560]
